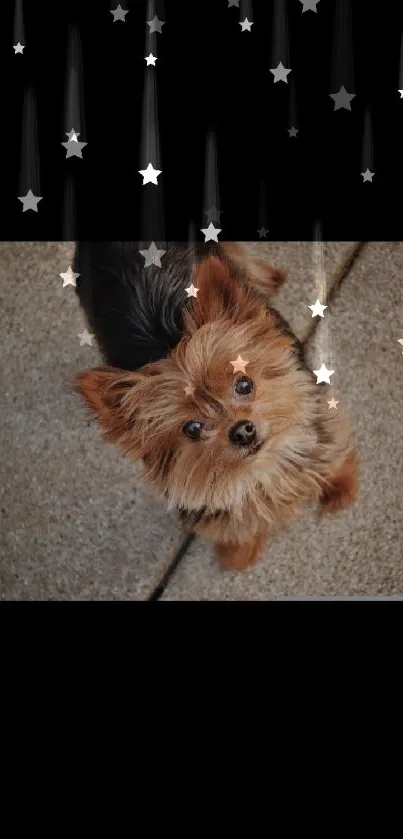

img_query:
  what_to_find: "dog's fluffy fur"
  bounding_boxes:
[75,241,357,570]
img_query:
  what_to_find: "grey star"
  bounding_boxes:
[257,226,269,238]
[204,205,222,224]
[60,266,80,287]
[61,135,88,159]
[18,189,42,212]
[228,0,240,6]
[139,242,167,268]
[288,126,299,137]
[270,61,292,83]
[13,42,25,54]
[110,4,129,23]
[200,222,221,242]
[239,18,253,31]
[66,128,80,141]
[329,85,355,111]
[77,328,94,347]
[147,16,165,34]
[300,0,320,12]
[361,168,375,182]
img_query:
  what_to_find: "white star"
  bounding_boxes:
[398,338,403,353]
[13,42,25,54]
[239,18,253,31]
[361,168,375,182]
[230,355,249,374]
[60,266,80,287]
[398,90,403,98]
[185,284,199,299]
[138,162,162,185]
[299,0,320,12]
[313,363,334,385]
[66,128,80,142]
[145,54,157,66]
[309,299,327,318]
[139,242,166,268]
[18,189,43,212]
[77,329,94,347]
[270,62,292,83]
[200,222,221,242]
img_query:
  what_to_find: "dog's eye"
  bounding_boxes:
[234,376,253,395]
[183,420,203,440]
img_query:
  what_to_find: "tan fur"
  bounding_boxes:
[76,244,358,569]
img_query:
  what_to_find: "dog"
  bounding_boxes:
[74,241,358,570]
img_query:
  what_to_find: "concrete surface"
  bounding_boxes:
[1,240,401,599]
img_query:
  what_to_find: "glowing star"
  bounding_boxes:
[139,242,166,268]
[184,384,195,397]
[288,126,299,137]
[185,284,199,299]
[77,329,94,347]
[327,398,339,410]
[13,42,25,54]
[230,355,249,374]
[313,363,334,384]
[309,299,327,318]
[361,168,375,182]
[300,0,320,11]
[138,162,162,185]
[399,90,403,98]
[270,62,292,83]
[200,222,221,242]
[329,85,355,111]
[110,5,129,23]
[147,16,165,34]
[61,131,87,158]
[398,339,403,353]
[145,54,157,66]
[60,266,80,287]
[239,18,253,31]
[18,189,42,212]
[257,226,269,238]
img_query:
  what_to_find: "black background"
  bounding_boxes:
[2,0,403,241]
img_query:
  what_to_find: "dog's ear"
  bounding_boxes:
[183,256,249,331]
[76,366,148,456]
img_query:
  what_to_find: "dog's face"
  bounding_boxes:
[77,257,320,512]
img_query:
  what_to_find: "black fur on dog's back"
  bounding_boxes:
[74,241,220,371]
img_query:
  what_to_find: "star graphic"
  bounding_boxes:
[145,54,157,66]
[309,299,328,318]
[329,85,355,111]
[398,339,403,353]
[200,222,221,242]
[60,266,80,287]
[110,5,129,23]
[66,128,80,141]
[230,355,249,374]
[300,0,320,11]
[327,398,339,410]
[288,126,299,137]
[18,189,42,212]
[138,162,162,185]
[147,16,165,34]
[257,226,269,238]
[399,90,403,98]
[77,328,94,347]
[184,384,195,397]
[239,18,253,31]
[228,0,240,6]
[61,133,87,158]
[204,205,222,224]
[270,62,292,83]
[139,242,166,268]
[361,168,375,183]
[313,363,334,384]
[13,42,25,54]
[185,284,199,299]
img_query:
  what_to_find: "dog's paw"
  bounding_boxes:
[319,452,358,513]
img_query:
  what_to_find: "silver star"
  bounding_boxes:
[300,0,320,12]
[145,54,157,66]
[147,16,165,34]
[361,168,375,182]
[313,362,334,385]
[329,85,355,111]
[200,222,221,242]
[138,162,162,185]
[13,42,25,54]
[139,242,167,268]
[309,299,327,318]
[288,126,299,137]
[18,189,42,212]
[270,61,292,83]
[185,284,199,299]
[239,18,253,31]
[228,0,240,6]
[61,136,87,158]
[204,205,222,224]
[110,5,129,23]
[77,328,94,347]
[60,266,80,287]
[257,226,269,238]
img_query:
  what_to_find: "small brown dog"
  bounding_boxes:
[75,242,357,570]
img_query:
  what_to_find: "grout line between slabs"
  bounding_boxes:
[147,241,367,601]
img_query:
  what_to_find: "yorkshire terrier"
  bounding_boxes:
[74,241,358,571]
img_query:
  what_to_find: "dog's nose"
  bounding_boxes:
[229,419,257,447]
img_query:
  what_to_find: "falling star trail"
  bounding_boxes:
[361,108,374,179]
[140,0,165,244]
[313,220,332,371]
[13,0,25,49]
[18,87,40,200]
[271,0,290,69]
[203,129,221,231]
[330,0,354,94]
[63,25,86,143]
